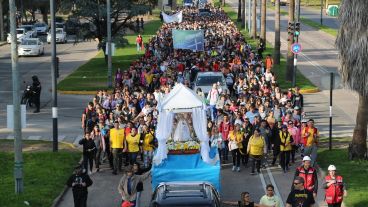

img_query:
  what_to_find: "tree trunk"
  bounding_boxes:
[251,0,257,39]
[349,95,368,160]
[222,0,226,7]
[237,0,242,22]
[286,0,295,82]
[40,7,48,23]
[0,0,4,41]
[260,0,266,45]
[273,0,280,65]
[241,0,246,28]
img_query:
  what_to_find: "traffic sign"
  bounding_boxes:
[291,43,302,54]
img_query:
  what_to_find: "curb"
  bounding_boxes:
[300,88,320,94]
[59,90,113,95]
[0,42,7,46]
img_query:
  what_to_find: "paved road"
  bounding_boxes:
[0,36,98,142]
[281,5,340,30]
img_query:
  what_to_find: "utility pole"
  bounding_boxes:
[286,0,295,82]
[0,0,4,41]
[107,0,112,88]
[50,0,58,152]
[320,0,323,25]
[292,0,301,87]
[242,0,246,28]
[9,0,23,194]
[260,0,266,44]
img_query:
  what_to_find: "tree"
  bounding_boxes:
[260,0,266,46]
[273,0,280,65]
[60,0,150,43]
[336,0,368,160]
[241,0,245,28]
[251,0,257,39]
[0,0,4,41]
[285,0,295,82]
[237,0,241,22]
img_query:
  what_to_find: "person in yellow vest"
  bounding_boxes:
[110,121,125,175]
[142,125,155,168]
[247,128,266,175]
[126,127,141,165]
[228,124,244,172]
[279,125,293,173]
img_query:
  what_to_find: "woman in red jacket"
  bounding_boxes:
[323,165,347,207]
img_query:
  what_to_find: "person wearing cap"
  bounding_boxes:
[110,121,126,175]
[323,165,347,207]
[286,176,315,207]
[293,156,318,198]
[279,125,293,173]
[67,165,93,207]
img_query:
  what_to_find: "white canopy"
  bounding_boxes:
[159,83,205,112]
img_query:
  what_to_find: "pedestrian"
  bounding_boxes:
[126,127,141,165]
[31,75,41,113]
[228,124,243,172]
[247,128,266,175]
[287,120,301,163]
[219,114,233,163]
[66,165,93,207]
[222,192,263,207]
[302,119,319,166]
[115,68,123,87]
[286,176,315,207]
[207,83,219,121]
[90,125,105,172]
[110,120,126,175]
[279,124,293,173]
[142,125,155,168]
[81,102,95,133]
[79,132,97,174]
[293,156,318,199]
[323,165,347,207]
[136,34,143,52]
[259,184,281,207]
[132,163,150,207]
[118,166,151,206]
[140,18,144,30]
[135,18,140,33]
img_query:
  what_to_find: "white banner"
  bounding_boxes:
[162,11,183,23]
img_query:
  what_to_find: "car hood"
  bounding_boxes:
[35,27,46,30]
[18,45,39,50]
[16,34,24,39]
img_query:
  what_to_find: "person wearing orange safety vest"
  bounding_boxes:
[323,165,347,207]
[293,156,318,199]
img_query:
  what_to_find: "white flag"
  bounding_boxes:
[162,11,183,23]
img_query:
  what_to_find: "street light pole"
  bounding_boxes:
[329,72,333,150]
[107,0,112,88]
[50,0,58,152]
[292,0,300,88]
[9,0,23,193]
[320,0,323,25]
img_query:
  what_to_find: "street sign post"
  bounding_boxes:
[291,43,302,54]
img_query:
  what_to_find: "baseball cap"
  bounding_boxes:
[328,165,336,171]
[303,156,311,161]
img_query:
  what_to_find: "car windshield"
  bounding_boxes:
[34,23,45,27]
[56,29,63,34]
[16,30,24,34]
[21,40,37,45]
[20,26,32,31]
[196,75,224,86]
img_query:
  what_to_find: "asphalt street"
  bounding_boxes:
[0,36,98,142]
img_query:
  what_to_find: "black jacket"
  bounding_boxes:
[79,138,96,155]
[66,173,93,193]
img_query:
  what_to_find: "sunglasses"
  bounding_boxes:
[293,182,302,185]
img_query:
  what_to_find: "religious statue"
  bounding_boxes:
[172,114,192,142]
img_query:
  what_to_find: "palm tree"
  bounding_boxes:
[241,0,246,28]
[251,0,257,38]
[260,0,266,44]
[336,0,368,160]
[273,0,280,65]
[237,0,242,22]
[286,0,295,82]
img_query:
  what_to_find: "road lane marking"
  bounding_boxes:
[266,167,285,207]
[259,170,267,194]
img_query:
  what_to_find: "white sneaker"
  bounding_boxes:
[237,167,240,172]
[232,166,236,171]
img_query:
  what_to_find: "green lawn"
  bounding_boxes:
[222,4,317,91]
[0,146,80,207]
[318,148,368,207]
[58,13,162,91]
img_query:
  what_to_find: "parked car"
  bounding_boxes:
[18,38,44,56]
[34,22,49,35]
[7,28,35,43]
[56,22,65,29]
[193,72,228,97]
[19,25,37,38]
[150,182,221,207]
[47,28,67,43]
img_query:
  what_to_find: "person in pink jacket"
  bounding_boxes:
[287,120,301,163]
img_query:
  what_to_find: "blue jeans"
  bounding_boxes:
[221,140,229,161]
[129,152,138,165]
[210,105,217,121]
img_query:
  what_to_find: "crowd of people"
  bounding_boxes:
[69,3,347,207]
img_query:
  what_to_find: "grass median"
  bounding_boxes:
[0,140,81,207]
[58,13,162,91]
[318,147,368,207]
[222,3,317,91]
